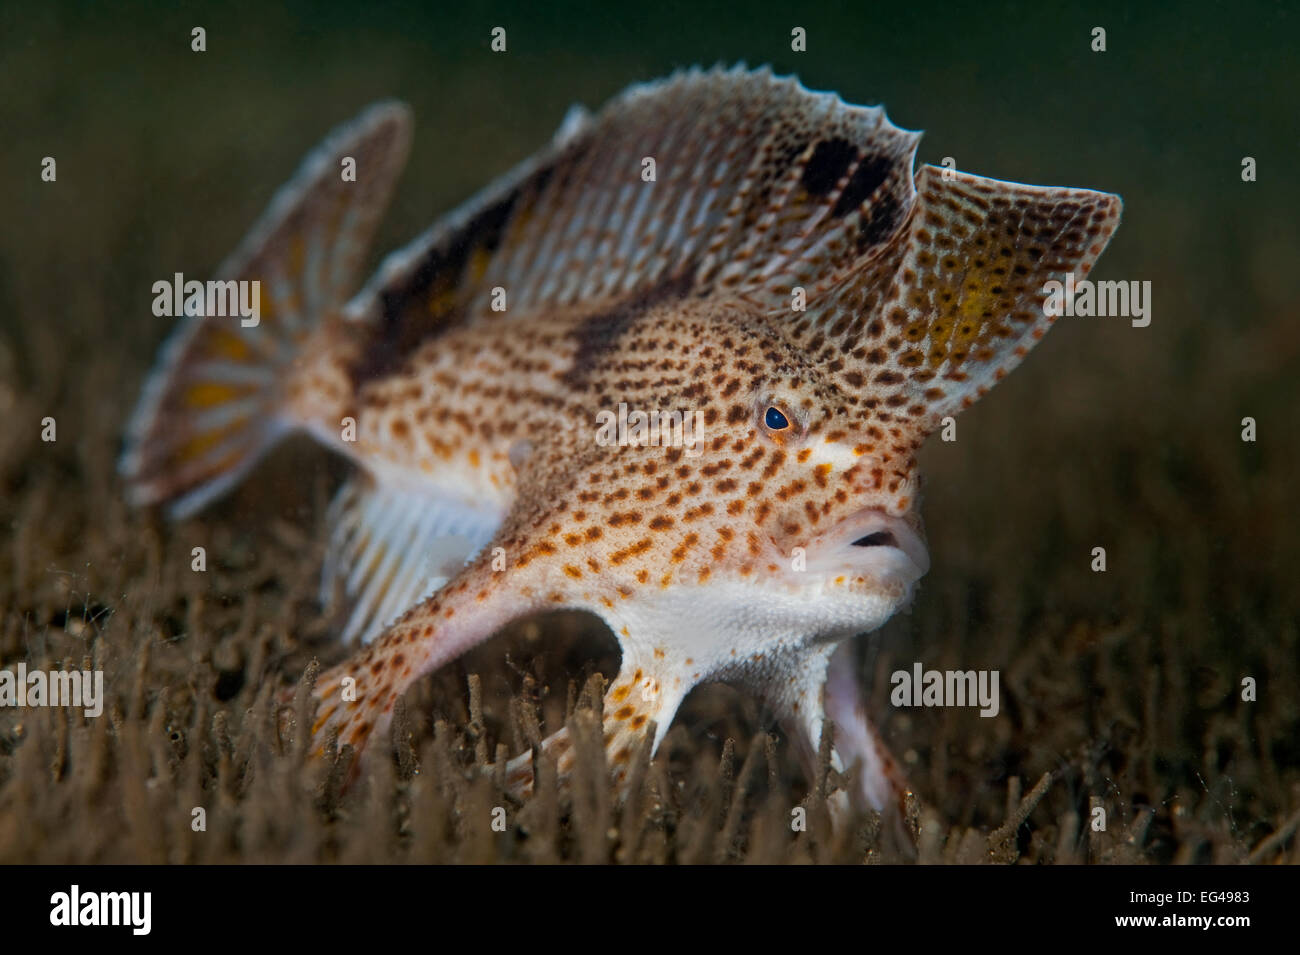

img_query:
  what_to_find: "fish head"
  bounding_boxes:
[742,355,932,625]
[654,307,932,643]
[568,302,931,649]
[575,164,1122,653]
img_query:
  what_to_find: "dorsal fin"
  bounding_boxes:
[792,164,1123,434]
[350,65,920,383]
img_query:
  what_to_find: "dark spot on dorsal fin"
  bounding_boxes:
[855,193,903,252]
[802,137,857,196]
[349,187,523,388]
[834,154,894,219]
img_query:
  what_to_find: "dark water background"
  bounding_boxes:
[3,0,1296,359]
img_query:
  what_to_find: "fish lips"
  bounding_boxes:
[802,508,930,590]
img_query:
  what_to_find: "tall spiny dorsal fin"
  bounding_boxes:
[793,164,1123,435]
[351,65,921,382]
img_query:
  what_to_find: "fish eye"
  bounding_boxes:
[764,406,791,431]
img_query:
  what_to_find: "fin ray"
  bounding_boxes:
[352,66,920,385]
[323,476,502,645]
[121,102,412,516]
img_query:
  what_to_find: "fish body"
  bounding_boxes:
[122,67,1122,814]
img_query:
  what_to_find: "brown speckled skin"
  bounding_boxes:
[304,296,926,782]
[122,67,1121,817]
[325,295,925,549]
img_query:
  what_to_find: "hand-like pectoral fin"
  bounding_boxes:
[504,639,696,797]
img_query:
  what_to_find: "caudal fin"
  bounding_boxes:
[120,101,411,518]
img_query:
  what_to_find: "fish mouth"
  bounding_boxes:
[801,508,930,589]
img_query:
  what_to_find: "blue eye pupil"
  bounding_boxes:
[765,407,790,430]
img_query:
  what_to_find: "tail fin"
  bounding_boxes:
[120,102,411,518]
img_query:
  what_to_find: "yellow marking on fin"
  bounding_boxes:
[207,329,252,362]
[947,274,1002,350]
[426,279,458,319]
[469,246,492,283]
[175,419,250,463]
[289,235,306,275]
[184,383,247,409]
[957,281,997,323]
[926,271,1006,367]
